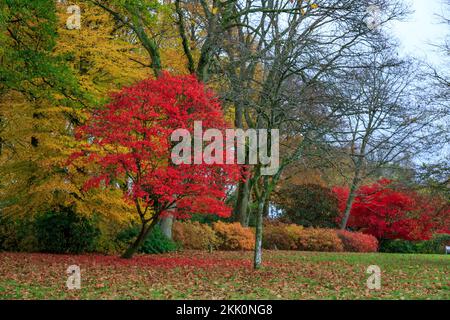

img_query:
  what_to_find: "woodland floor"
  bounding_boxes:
[0,250,448,300]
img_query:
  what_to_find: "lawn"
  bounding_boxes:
[0,251,448,300]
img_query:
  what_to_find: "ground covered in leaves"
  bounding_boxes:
[0,251,448,299]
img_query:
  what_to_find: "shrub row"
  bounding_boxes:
[0,208,179,255]
[7,211,446,254]
[173,221,378,253]
[263,222,378,252]
[379,234,450,254]
[173,221,255,251]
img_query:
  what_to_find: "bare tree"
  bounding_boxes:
[329,47,444,229]
[213,0,408,268]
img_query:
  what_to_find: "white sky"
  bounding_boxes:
[390,0,449,68]
[385,0,449,164]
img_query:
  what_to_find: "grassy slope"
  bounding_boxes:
[0,251,448,299]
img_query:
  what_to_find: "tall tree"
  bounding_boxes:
[0,1,151,224]
[330,48,444,230]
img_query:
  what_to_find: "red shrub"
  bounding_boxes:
[337,230,378,252]
[333,179,448,241]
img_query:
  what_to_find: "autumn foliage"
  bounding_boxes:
[72,73,240,216]
[212,222,255,251]
[263,222,304,250]
[336,230,378,252]
[296,228,344,252]
[172,221,220,250]
[70,73,241,257]
[333,179,450,241]
[262,221,378,252]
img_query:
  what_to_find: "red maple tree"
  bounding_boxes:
[70,73,240,258]
[333,179,449,241]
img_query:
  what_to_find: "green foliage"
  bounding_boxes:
[379,239,420,253]
[116,224,178,254]
[0,0,84,104]
[380,234,450,254]
[35,206,99,254]
[277,184,340,228]
[0,215,37,252]
[419,234,450,254]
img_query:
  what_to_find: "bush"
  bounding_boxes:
[116,224,178,254]
[337,230,378,252]
[35,207,99,254]
[263,222,303,250]
[379,239,420,253]
[276,184,340,228]
[263,222,378,252]
[173,221,220,250]
[380,234,450,254]
[297,228,344,252]
[94,217,130,254]
[212,221,254,250]
[0,215,37,252]
[419,234,450,254]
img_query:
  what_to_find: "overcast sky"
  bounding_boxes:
[390,0,449,68]
[381,0,449,164]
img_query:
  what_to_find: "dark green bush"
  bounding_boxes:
[418,234,450,254]
[379,239,420,253]
[0,215,37,252]
[276,184,340,228]
[35,206,99,254]
[380,234,450,254]
[116,224,178,254]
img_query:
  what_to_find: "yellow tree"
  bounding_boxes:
[0,1,154,249]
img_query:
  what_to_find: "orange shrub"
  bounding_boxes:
[296,228,344,252]
[172,221,220,250]
[212,222,255,250]
[285,224,304,246]
[337,230,378,252]
[263,222,303,250]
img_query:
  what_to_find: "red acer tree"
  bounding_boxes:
[70,73,240,258]
[333,179,449,241]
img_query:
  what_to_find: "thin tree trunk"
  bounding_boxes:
[121,218,158,259]
[235,178,250,226]
[253,198,265,269]
[263,196,270,218]
[121,223,148,259]
[160,213,174,240]
[340,181,358,230]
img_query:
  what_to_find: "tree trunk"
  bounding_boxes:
[253,199,264,269]
[160,214,174,240]
[340,182,358,230]
[121,218,158,259]
[235,178,250,226]
[263,196,270,218]
[121,223,149,259]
